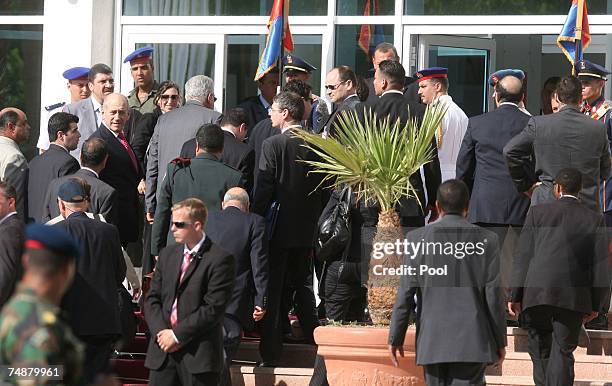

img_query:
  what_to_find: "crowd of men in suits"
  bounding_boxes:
[0,40,610,386]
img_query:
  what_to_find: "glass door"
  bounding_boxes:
[418,35,495,117]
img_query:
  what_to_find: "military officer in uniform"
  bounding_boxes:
[38,67,90,153]
[0,224,84,385]
[577,59,612,330]
[125,46,159,114]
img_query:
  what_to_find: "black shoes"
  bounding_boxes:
[585,313,609,330]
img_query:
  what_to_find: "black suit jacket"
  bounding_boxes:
[246,118,280,188]
[90,125,142,243]
[238,96,269,138]
[58,211,126,336]
[205,207,269,330]
[321,94,361,137]
[131,107,161,170]
[144,238,236,373]
[0,214,24,307]
[27,144,79,222]
[252,127,325,248]
[456,104,531,225]
[511,197,610,314]
[361,91,440,216]
[42,168,117,225]
[180,131,255,194]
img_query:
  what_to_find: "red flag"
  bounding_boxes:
[357,0,381,57]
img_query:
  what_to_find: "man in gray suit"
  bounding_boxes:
[145,75,222,224]
[63,63,115,160]
[389,180,506,385]
[504,75,611,211]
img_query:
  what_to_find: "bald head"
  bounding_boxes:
[102,93,130,133]
[0,107,30,143]
[222,187,250,212]
[494,75,523,105]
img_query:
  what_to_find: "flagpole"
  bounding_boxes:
[574,0,586,75]
[277,0,285,95]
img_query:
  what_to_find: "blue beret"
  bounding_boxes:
[58,179,88,203]
[26,224,80,258]
[414,67,448,83]
[577,60,610,81]
[488,69,525,87]
[282,54,317,73]
[124,46,154,64]
[62,67,90,81]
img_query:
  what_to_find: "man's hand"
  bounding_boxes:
[523,182,541,199]
[388,345,404,367]
[507,301,522,317]
[253,306,266,321]
[583,311,599,324]
[156,329,180,353]
[137,179,146,195]
[493,347,506,368]
[146,212,155,224]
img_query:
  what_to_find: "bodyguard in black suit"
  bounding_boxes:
[321,65,361,138]
[28,112,80,222]
[0,182,24,308]
[389,180,507,385]
[54,179,126,383]
[253,91,324,365]
[509,168,610,386]
[238,68,278,135]
[205,187,269,386]
[145,198,235,386]
[89,93,142,245]
[180,108,255,194]
[151,124,242,256]
[456,74,531,242]
[361,60,440,227]
[43,137,117,224]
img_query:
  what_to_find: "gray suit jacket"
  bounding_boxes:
[388,214,506,365]
[504,105,611,211]
[145,101,222,213]
[63,97,99,160]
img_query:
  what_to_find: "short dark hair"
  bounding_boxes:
[555,168,582,195]
[437,179,469,214]
[378,60,405,87]
[495,80,522,104]
[0,110,19,131]
[541,76,560,115]
[220,107,248,128]
[374,42,398,60]
[48,112,79,142]
[0,181,16,200]
[282,80,312,99]
[273,92,305,122]
[196,123,224,152]
[429,77,449,92]
[335,65,357,86]
[81,137,108,167]
[355,76,370,102]
[556,76,582,105]
[88,63,113,83]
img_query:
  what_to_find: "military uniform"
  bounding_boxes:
[0,284,84,385]
[127,80,160,114]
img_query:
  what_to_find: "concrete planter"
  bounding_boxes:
[314,325,425,386]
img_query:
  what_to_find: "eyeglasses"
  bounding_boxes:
[269,107,284,113]
[325,80,347,91]
[172,221,192,229]
[160,94,179,101]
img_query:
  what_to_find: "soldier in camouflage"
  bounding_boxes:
[0,224,83,385]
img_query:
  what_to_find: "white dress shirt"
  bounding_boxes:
[434,94,469,182]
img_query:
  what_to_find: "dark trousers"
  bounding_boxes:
[219,315,242,386]
[149,353,219,386]
[323,260,364,321]
[423,362,486,386]
[259,246,319,362]
[79,335,115,383]
[522,305,583,386]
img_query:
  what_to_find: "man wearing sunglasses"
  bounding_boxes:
[321,65,361,138]
[145,198,236,386]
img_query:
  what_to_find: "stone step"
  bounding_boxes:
[506,327,612,356]
[486,375,612,386]
[230,364,313,386]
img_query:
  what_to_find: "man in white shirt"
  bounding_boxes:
[416,67,469,182]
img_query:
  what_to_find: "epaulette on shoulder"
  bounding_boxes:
[596,102,611,119]
[170,157,191,168]
[45,102,65,111]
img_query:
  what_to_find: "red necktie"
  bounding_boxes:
[117,131,139,172]
[170,251,193,328]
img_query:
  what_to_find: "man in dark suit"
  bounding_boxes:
[28,112,80,222]
[151,124,242,256]
[456,74,531,244]
[54,178,126,383]
[180,108,255,194]
[321,65,361,138]
[504,75,611,212]
[253,91,324,365]
[509,168,610,385]
[363,59,440,227]
[0,182,25,308]
[42,137,117,224]
[205,187,269,386]
[238,68,279,135]
[145,198,235,385]
[89,93,142,245]
[389,180,506,385]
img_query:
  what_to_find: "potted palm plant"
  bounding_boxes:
[293,103,446,385]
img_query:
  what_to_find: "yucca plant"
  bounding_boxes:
[294,103,447,325]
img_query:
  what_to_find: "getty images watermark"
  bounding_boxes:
[371,238,489,277]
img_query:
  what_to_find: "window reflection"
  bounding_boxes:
[0,0,43,15]
[405,0,609,15]
[124,0,326,16]
[337,0,395,16]
[335,25,394,78]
